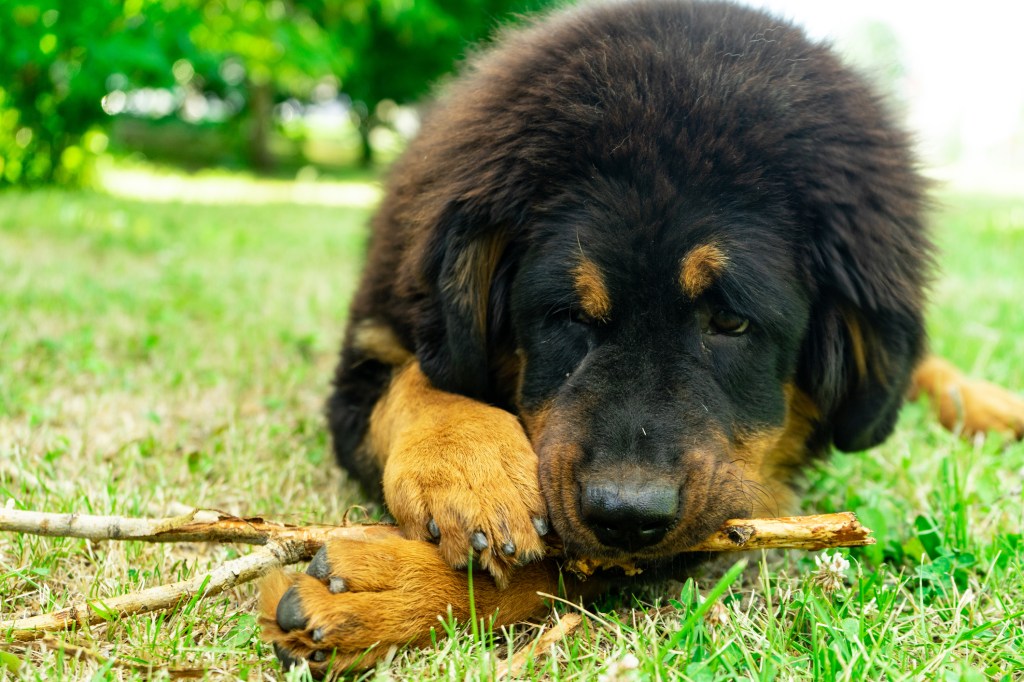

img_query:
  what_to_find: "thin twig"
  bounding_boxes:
[1,540,299,641]
[559,512,874,577]
[694,512,876,551]
[0,508,873,640]
[0,507,385,551]
[0,508,872,554]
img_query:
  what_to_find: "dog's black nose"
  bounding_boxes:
[581,481,679,550]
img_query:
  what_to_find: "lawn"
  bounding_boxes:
[1,167,1022,680]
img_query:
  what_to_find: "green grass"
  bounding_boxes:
[1,168,1022,680]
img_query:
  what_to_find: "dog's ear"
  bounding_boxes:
[414,202,514,401]
[800,302,925,452]
[763,50,937,452]
[798,207,932,453]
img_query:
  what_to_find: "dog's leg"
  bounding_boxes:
[326,318,548,586]
[910,355,1024,439]
[268,321,554,673]
[367,361,548,587]
[259,525,561,675]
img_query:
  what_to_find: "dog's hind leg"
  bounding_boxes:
[910,355,1024,440]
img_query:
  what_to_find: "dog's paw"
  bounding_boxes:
[939,377,1024,440]
[913,356,1024,440]
[259,528,465,675]
[259,527,554,676]
[383,406,549,588]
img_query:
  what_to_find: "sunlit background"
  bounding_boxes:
[1,0,1022,195]
[750,0,1024,195]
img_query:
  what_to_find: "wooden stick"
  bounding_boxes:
[0,503,872,614]
[560,512,873,577]
[0,510,397,641]
[0,508,872,639]
[694,512,875,551]
[0,508,873,553]
[0,539,300,642]
[0,507,384,551]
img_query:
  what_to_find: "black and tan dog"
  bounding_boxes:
[261,0,1024,672]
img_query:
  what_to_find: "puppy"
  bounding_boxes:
[261,1,1024,673]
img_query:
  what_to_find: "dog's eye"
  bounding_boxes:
[707,309,749,336]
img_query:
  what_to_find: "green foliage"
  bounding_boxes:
[0,1,183,184]
[321,0,555,108]
[321,0,559,164]
[189,0,343,92]
[0,0,562,184]
[0,0,341,183]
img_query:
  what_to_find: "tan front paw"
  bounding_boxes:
[258,526,553,676]
[259,527,466,676]
[383,407,548,588]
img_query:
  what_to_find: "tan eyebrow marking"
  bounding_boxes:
[679,243,728,298]
[572,259,612,321]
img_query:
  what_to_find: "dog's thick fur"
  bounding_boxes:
[261,1,1024,673]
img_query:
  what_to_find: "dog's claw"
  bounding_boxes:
[329,576,348,594]
[273,642,302,670]
[307,546,331,580]
[470,531,489,551]
[427,518,441,540]
[275,586,308,632]
[501,540,516,556]
[532,517,549,536]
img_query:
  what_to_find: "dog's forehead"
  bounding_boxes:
[546,211,806,335]
[571,238,728,292]
[527,177,802,318]
[562,206,734,292]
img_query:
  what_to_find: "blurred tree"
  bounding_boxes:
[0,1,201,184]
[0,0,559,184]
[0,0,344,181]
[187,0,344,171]
[307,0,555,166]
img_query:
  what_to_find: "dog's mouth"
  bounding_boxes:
[537,442,752,561]
[526,388,813,562]
[521,393,789,562]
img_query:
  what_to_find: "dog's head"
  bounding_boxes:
[405,1,932,560]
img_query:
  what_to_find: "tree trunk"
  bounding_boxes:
[357,112,374,167]
[248,79,274,173]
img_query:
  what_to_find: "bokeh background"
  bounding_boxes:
[2,0,1022,188]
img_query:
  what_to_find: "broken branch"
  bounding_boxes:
[1,540,302,642]
[0,508,873,554]
[691,512,875,552]
[0,508,872,640]
[557,512,874,577]
[0,507,383,552]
